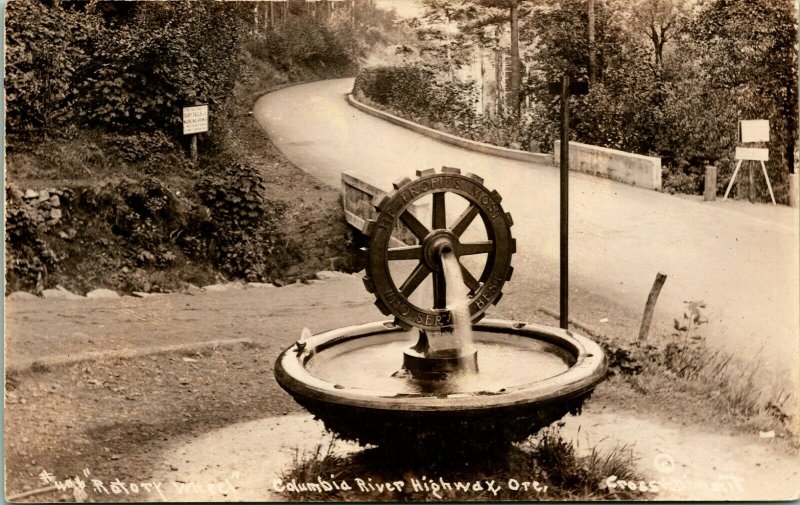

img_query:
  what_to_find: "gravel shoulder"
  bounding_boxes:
[5,276,374,371]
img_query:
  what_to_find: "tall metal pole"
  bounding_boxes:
[560,74,570,329]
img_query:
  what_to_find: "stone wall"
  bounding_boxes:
[11,187,75,229]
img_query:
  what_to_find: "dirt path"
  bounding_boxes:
[150,404,798,502]
[561,407,799,500]
[4,276,375,371]
[151,415,360,502]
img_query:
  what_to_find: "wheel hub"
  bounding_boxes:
[422,229,457,271]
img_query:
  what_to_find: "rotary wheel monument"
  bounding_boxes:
[275,168,607,452]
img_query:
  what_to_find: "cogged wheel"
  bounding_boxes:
[361,167,515,332]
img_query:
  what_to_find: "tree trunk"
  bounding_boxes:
[588,0,596,84]
[508,0,521,118]
[253,3,259,33]
[495,49,504,115]
[655,41,663,72]
[787,82,797,175]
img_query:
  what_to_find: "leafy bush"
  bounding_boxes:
[198,161,267,230]
[354,65,482,135]
[81,176,189,255]
[79,167,290,282]
[114,131,181,163]
[196,161,290,281]
[4,0,102,136]
[357,65,553,149]
[81,3,243,136]
[5,1,246,140]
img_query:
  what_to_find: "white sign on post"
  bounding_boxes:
[182,104,209,135]
[735,147,769,161]
[723,119,776,205]
[739,119,770,143]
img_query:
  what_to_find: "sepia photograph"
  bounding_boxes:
[3,0,799,501]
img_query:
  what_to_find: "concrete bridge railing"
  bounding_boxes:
[554,140,662,190]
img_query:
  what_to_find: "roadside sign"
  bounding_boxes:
[182,105,209,135]
[739,120,769,143]
[735,147,769,161]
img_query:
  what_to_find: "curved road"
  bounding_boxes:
[255,78,799,383]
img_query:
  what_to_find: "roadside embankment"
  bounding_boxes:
[346,93,552,164]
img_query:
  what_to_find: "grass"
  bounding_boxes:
[6,132,116,183]
[277,427,641,501]
[539,304,797,440]
[631,339,797,437]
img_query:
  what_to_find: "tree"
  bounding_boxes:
[588,0,596,83]
[690,0,798,179]
[415,0,476,74]
[462,0,531,118]
[629,0,691,72]
[5,0,103,136]
[523,0,625,83]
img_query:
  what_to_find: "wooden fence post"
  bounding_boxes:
[639,272,667,342]
[704,165,717,201]
[189,135,198,164]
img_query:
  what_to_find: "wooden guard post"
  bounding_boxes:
[639,272,667,342]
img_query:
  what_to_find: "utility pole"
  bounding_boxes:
[588,0,596,84]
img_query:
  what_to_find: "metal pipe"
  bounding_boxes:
[560,75,569,329]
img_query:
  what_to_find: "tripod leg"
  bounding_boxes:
[760,160,776,205]
[723,160,744,201]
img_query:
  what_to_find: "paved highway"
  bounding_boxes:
[255,78,800,384]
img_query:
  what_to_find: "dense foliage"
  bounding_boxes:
[359,0,797,201]
[5,185,62,292]
[354,66,479,128]
[196,162,291,281]
[5,0,404,293]
[6,1,246,140]
[248,14,363,74]
[354,65,534,149]
[522,0,798,200]
[5,0,101,135]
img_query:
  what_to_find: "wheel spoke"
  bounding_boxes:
[432,192,446,230]
[400,263,431,297]
[459,241,493,256]
[451,203,479,237]
[401,210,430,241]
[387,245,423,261]
[432,271,447,309]
[459,262,481,293]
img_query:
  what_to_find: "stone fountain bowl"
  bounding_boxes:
[274,319,607,451]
